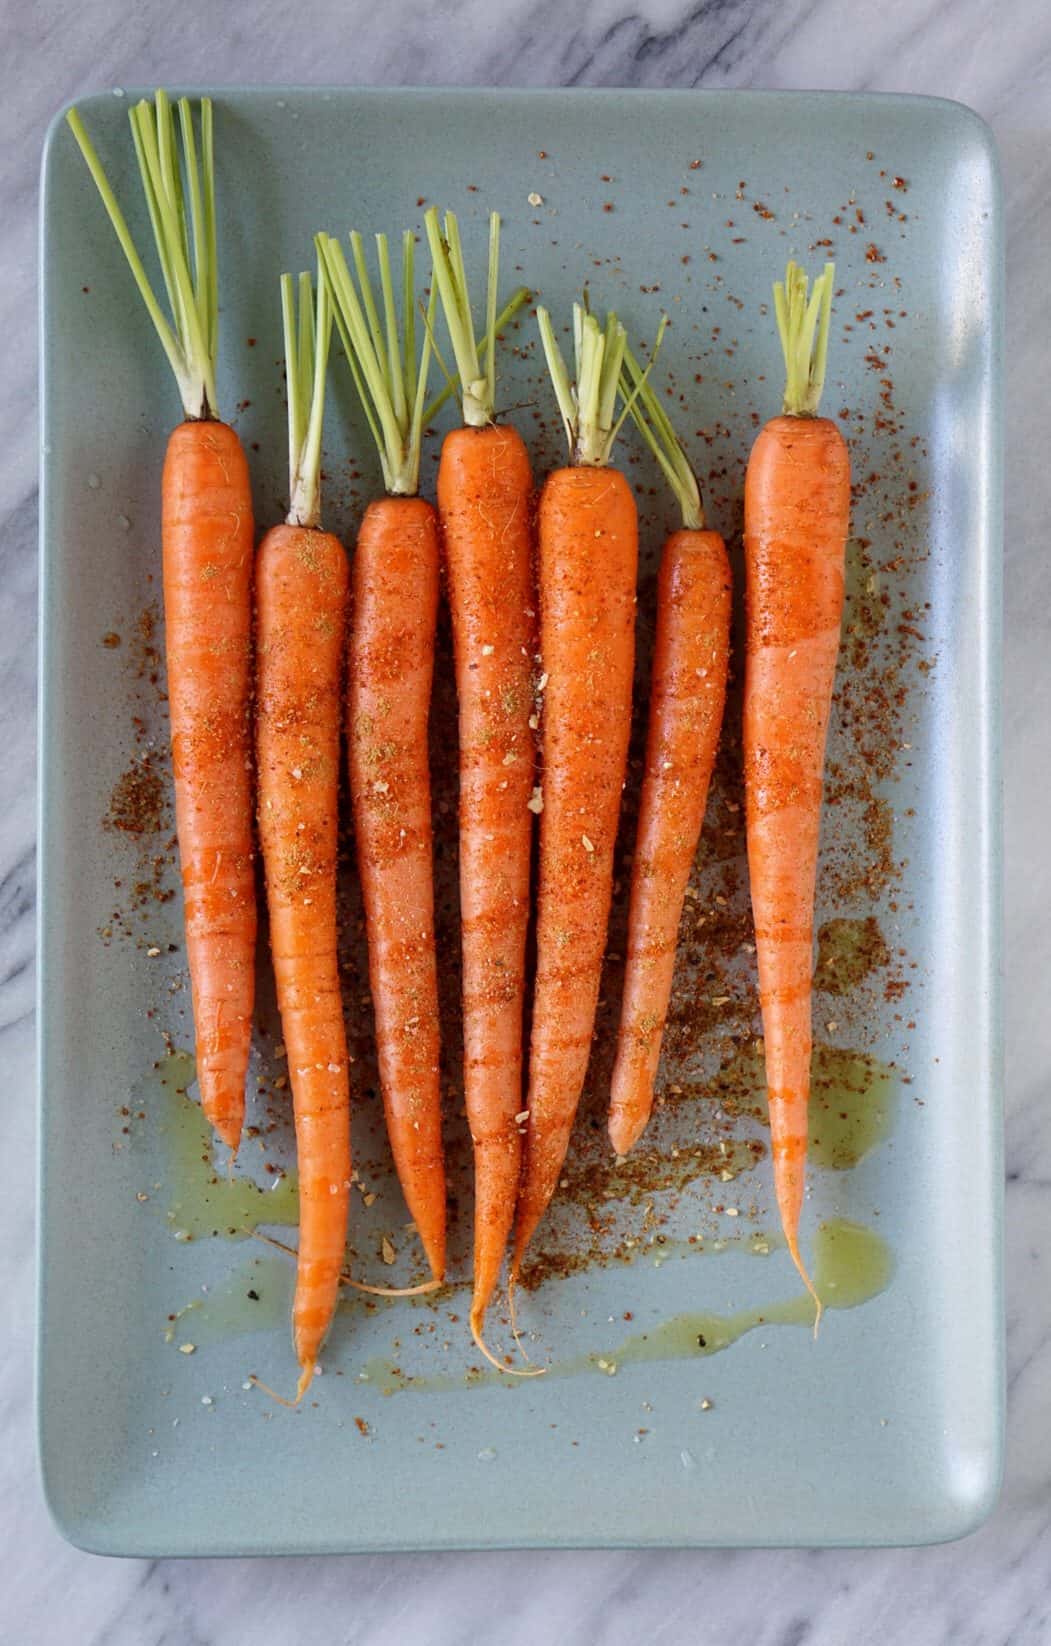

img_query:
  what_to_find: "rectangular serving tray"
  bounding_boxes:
[38,87,1002,1554]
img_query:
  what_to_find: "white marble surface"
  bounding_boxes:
[5,2,1049,1640]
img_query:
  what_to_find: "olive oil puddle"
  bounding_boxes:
[357,1220,893,1395]
[165,1255,292,1347]
[816,916,891,995]
[713,1041,899,1170]
[155,1050,300,1239]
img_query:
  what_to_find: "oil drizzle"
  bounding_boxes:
[816,915,891,994]
[355,1219,894,1395]
[711,1040,898,1170]
[600,1219,893,1367]
[165,1255,292,1347]
[153,1051,300,1239]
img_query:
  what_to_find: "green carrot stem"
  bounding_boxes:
[318,229,434,497]
[282,257,332,529]
[66,93,220,420]
[539,301,655,468]
[421,286,530,426]
[620,337,703,530]
[774,260,836,418]
[425,208,509,427]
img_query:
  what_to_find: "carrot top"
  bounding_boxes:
[281,262,332,528]
[620,335,704,530]
[538,303,663,469]
[317,229,434,498]
[773,260,836,418]
[537,304,627,468]
[424,209,529,427]
[67,92,219,422]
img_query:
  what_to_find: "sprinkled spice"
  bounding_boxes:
[105,756,165,836]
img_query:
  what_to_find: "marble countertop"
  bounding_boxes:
[6,2,1048,1641]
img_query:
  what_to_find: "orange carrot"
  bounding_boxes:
[255,268,350,1401]
[426,209,536,1361]
[512,306,642,1281]
[349,497,444,1279]
[744,261,850,1317]
[319,229,446,1282]
[68,95,256,1152]
[609,354,731,1155]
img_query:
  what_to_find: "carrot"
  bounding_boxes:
[744,261,850,1319]
[425,208,536,1365]
[511,306,648,1284]
[255,265,350,1401]
[68,95,256,1152]
[608,352,731,1155]
[318,230,447,1283]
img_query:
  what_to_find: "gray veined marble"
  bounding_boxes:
[5,0,1050,1640]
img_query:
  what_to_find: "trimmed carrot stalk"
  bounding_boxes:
[349,496,445,1281]
[608,349,731,1154]
[744,261,850,1318]
[318,227,447,1282]
[426,208,536,1357]
[256,268,351,1401]
[512,305,645,1277]
[67,94,256,1152]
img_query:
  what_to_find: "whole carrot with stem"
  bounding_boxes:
[608,352,731,1156]
[744,260,849,1320]
[318,229,446,1284]
[68,94,255,1152]
[255,264,350,1402]
[425,207,536,1367]
[512,305,649,1287]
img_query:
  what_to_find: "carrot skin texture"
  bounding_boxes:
[438,425,536,1327]
[608,529,731,1155]
[349,497,446,1281]
[162,419,256,1152]
[743,415,850,1270]
[513,465,638,1267]
[256,523,351,1379]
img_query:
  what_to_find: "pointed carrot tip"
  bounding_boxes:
[214,1122,242,1155]
[608,1109,641,1157]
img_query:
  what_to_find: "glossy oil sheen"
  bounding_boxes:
[38,88,1002,1555]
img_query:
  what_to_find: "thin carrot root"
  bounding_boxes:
[506,1268,539,1367]
[252,1229,298,1259]
[250,1229,440,1298]
[786,1234,823,1336]
[347,1278,442,1299]
[470,1304,545,1378]
[248,1372,305,1409]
